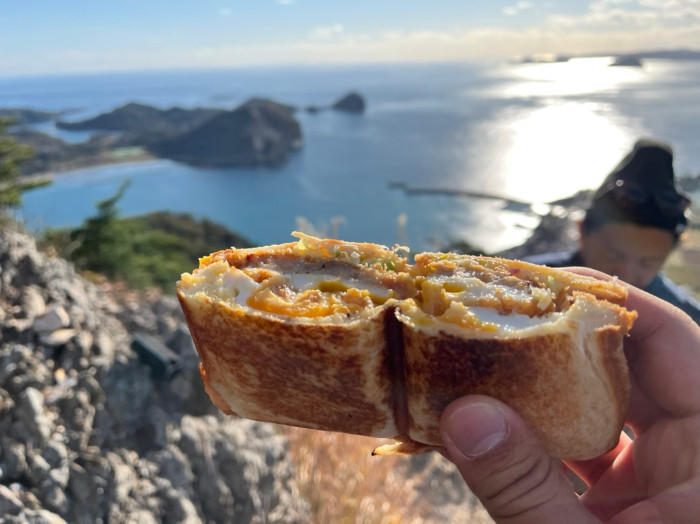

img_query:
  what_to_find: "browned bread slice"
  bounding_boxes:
[177,233,636,460]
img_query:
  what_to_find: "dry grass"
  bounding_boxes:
[282,427,429,524]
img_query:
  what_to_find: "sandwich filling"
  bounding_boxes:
[179,259,412,322]
[179,235,618,335]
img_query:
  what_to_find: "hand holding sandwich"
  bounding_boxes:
[440,272,700,523]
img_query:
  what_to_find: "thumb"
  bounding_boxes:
[439,395,599,524]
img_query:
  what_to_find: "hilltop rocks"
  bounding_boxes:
[0,226,309,522]
[150,99,303,167]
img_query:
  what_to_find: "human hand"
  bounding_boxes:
[439,269,700,523]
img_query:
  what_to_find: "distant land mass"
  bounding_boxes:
[57,102,224,142]
[11,129,152,175]
[621,49,700,60]
[516,47,700,64]
[332,92,366,113]
[149,98,302,167]
[0,108,65,124]
[8,92,364,173]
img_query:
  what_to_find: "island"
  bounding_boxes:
[149,99,302,167]
[5,90,366,176]
[610,55,643,67]
[305,92,367,114]
[8,97,310,174]
[331,92,366,113]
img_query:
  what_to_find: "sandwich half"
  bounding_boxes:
[177,233,636,460]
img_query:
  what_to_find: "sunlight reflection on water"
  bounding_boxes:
[14,59,699,253]
[487,57,647,98]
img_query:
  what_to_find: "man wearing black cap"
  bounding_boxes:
[529,138,700,324]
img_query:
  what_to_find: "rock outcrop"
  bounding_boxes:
[331,92,366,114]
[0,226,309,523]
[150,99,302,167]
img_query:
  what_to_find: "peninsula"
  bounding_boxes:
[7,91,365,176]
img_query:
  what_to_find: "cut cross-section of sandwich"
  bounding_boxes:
[393,252,635,459]
[177,233,415,438]
[177,233,637,460]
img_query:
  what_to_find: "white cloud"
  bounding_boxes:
[307,23,344,40]
[220,7,233,17]
[504,1,535,16]
[276,0,295,5]
[547,0,700,29]
[4,0,700,75]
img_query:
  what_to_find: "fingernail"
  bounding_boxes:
[443,402,509,459]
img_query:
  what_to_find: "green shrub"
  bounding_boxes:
[43,180,253,290]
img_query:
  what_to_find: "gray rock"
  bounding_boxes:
[167,325,199,374]
[151,445,193,491]
[33,305,70,333]
[156,315,177,337]
[18,387,52,444]
[123,509,159,524]
[162,488,202,523]
[42,440,68,470]
[0,386,15,414]
[22,286,46,319]
[1,228,312,524]
[0,483,24,516]
[2,441,29,481]
[40,328,77,347]
[75,331,93,356]
[28,454,52,485]
[152,295,180,317]
[67,462,96,506]
[6,508,68,524]
[93,330,115,360]
[38,480,70,515]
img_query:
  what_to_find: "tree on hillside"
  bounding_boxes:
[67,180,191,288]
[0,118,34,208]
[69,180,134,278]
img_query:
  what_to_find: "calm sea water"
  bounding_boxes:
[3,59,700,252]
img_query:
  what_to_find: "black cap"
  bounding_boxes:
[584,138,691,236]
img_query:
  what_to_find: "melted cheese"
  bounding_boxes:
[287,273,390,299]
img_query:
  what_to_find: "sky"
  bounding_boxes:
[1,0,699,76]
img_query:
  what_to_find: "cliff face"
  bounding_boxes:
[150,99,302,167]
[0,226,309,523]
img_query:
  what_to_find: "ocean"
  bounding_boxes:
[3,59,700,253]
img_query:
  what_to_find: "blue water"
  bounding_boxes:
[4,60,700,252]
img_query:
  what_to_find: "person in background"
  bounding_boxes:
[528,138,700,324]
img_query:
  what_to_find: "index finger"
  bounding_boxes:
[623,283,700,424]
[564,267,700,428]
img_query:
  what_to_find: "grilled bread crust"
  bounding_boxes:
[177,235,636,460]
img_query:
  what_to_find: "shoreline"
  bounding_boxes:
[21,153,163,182]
